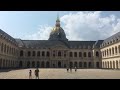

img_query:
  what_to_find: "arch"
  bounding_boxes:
[84,52,86,57]
[41,61,45,68]
[27,61,30,68]
[107,61,109,68]
[46,61,50,68]
[32,61,35,68]
[113,61,115,69]
[79,62,82,68]
[110,61,112,69]
[69,62,73,68]
[58,61,61,68]
[19,61,23,68]
[58,51,61,57]
[102,62,104,68]
[37,61,40,68]
[88,52,91,57]
[96,62,99,68]
[74,62,77,67]
[96,51,99,57]
[116,60,118,69]
[84,62,87,68]
[88,62,92,68]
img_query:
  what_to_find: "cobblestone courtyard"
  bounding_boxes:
[0,69,120,79]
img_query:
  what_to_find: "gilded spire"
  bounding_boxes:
[56,13,60,22]
[56,13,60,27]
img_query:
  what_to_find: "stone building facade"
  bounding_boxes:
[0,17,120,69]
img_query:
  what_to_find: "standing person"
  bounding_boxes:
[35,68,39,79]
[67,67,69,72]
[75,66,77,72]
[29,70,32,79]
[70,67,72,72]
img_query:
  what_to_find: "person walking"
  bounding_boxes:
[75,66,77,72]
[29,70,32,79]
[35,68,39,79]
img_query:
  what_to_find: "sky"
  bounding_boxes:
[0,11,120,41]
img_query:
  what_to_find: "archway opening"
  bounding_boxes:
[58,61,61,68]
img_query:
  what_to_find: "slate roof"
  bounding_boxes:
[15,39,99,49]
[0,29,16,43]
[102,31,120,47]
[93,40,104,48]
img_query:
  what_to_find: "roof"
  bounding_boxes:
[16,39,98,49]
[0,29,16,44]
[93,40,104,48]
[102,31,120,47]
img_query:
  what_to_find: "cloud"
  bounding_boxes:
[24,11,120,41]
[24,25,52,40]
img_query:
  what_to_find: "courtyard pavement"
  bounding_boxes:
[0,68,120,79]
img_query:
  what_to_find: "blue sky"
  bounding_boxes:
[0,11,120,40]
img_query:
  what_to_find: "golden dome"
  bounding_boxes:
[50,27,60,35]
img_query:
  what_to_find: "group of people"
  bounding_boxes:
[29,68,39,79]
[67,66,77,72]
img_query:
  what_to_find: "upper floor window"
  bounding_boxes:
[28,51,31,57]
[46,51,50,57]
[74,52,77,57]
[32,51,36,56]
[79,52,82,57]
[20,50,23,57]
[69,52,73,57]
[88,52,91,57]
[84,52,86,57]
[96,51,99,57]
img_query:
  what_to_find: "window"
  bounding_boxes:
[96,51,99,57]
[107,49,109,56]
[118,45,120,53]
[115,46,117,54]
[4,44,6,53]
[79,52,82,57]
[1,43,3,52]
[28,51,31,57]
[46,51,50,57]
[37,51,40,56]
[112,47,114,55]
[20,50,23,57]
[105,50,106,56]
[32,51,35,56]
[74,52,77,57]
[84,52,86,57]
[58,51,61,57]
[109,48,111,56]
[88,52,91,57]
[69,52,73,57]
[42,51,45,57]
